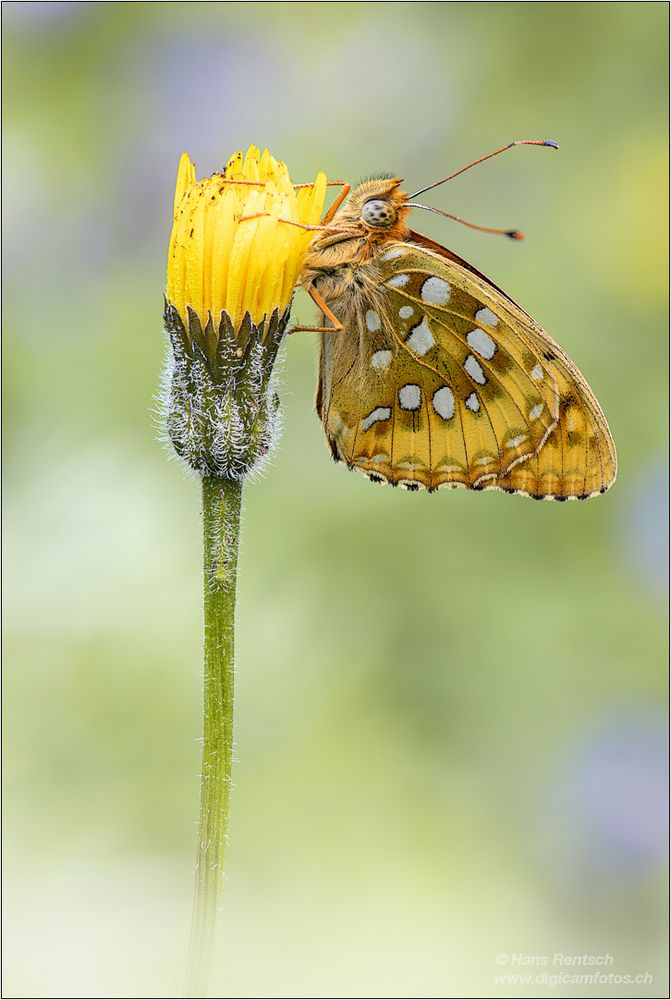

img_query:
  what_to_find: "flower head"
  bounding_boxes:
[162,147,326,482]
[167,146,326,331]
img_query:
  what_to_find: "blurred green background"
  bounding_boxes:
[2,3,668,997]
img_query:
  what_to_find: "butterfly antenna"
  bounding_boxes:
[408,139,558,199]
[404,202,524,240]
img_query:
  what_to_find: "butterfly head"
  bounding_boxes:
[344,177,411,237]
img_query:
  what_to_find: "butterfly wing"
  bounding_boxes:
[316,241,616,499]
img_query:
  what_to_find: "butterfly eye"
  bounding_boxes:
[361,199,396,228]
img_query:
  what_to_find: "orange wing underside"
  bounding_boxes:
[316,243,617,500]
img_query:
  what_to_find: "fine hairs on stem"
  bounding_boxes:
[185,475,242,996]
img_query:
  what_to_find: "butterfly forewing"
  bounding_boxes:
[318,242,616,498]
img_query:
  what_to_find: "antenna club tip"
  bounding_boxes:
[507,230,525,241]
[543,139,559,149]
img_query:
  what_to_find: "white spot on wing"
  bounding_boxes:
[365,309,381,331]
[466,328,496,360]
[361,406,391,431]
[506,434,527,448]
[420,276,450,305]
[432,386,455,420]
[399,305,414,319]
[465,392,480,412]
[464,354,487,384]
[371,350,392,371]
[388,274,410,288]
[332,414,350,435]
[406,317,435,356]
[399,384,421,410]
[383,247,406,260]
[529,402,544,420]
[531,364,544,381]
[475,307,499,327]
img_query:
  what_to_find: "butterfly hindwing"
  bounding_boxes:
[317,242,616,498]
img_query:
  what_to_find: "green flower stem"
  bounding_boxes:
[185,474,243,997]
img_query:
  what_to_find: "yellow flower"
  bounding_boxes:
[163,146,327,481]
[166,146,327,330]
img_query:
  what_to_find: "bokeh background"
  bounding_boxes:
[3,3,668,997]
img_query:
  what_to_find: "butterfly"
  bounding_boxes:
[294,140,616,500]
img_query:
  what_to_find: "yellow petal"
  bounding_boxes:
[173,152,196,217]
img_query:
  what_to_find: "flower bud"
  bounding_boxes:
[163,147,326,480]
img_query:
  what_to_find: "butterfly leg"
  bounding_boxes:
[292,181,350,223]
[278,218,358,235]
[289,286,343,335]
[320,182,351,225]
